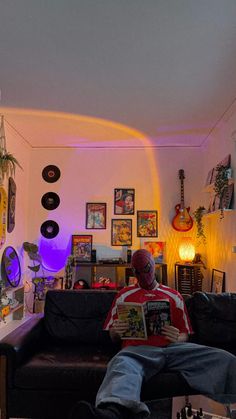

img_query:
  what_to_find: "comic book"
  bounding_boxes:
[117,300,171,339]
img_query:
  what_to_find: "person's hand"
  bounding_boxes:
[109,319,129,342]
[110,319,129,338]
[161,325,180,343]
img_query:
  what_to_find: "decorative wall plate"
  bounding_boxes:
[1,246,21,287]
[41,192,60,210]
[42,165,61,183]
[40,220,59,239]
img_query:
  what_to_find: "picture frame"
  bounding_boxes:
[141,240,165,263]
[111,219,132,246]
[114,188,135,215]
[71,235,92,262]
[137,210,158,237]
[86,203,106,229]
[211,269,226,293]
[205,168,214,186]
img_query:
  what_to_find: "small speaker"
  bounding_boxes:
[91,249,97,263]
[127,249,132,263]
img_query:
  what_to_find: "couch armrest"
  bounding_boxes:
[0,315,45,368]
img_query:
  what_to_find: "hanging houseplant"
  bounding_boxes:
[0,115,22,183]
[193,206,206,245]
[213,164,229,219]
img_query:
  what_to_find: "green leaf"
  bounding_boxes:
[28,265,40,272]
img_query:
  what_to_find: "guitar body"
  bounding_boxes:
[172,204,193,232]
[172,169,193,232]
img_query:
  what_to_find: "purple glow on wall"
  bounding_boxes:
[39,238,71,272]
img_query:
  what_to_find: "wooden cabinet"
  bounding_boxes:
[175,263,203,295]
[71,262,168,289]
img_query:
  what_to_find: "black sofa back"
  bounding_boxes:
[44,289,116,345]
[186,291,236,355]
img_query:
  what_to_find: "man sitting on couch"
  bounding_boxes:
[70,249,236,419]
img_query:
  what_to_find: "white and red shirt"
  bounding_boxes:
[104,283,193,348]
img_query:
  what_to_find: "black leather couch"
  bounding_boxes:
[0,289,235,419]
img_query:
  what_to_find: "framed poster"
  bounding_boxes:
[71,235,92,262]
[114,188,135,215]
[137,210,158,237]
[86,203,106,229]
[111,219,132,246]
[211,269,225,293]
[142,240,165,263]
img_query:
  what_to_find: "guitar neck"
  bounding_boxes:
[180,178,185,209]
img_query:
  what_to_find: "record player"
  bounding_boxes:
[98,257,124,264]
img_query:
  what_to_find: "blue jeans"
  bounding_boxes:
[96,343,236,417]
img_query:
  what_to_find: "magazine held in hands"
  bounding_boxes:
[117,300,171,339]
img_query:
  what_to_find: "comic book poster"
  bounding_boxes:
[71,235,92,262]
[137,211,158,237]
[142,241,165,263]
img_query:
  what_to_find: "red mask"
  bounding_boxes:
[131,249,155,289]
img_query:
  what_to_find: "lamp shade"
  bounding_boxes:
[178,237,195,262]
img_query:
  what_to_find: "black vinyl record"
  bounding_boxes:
[42,165,61,183]
[40,220,59,239]
[41,192,60,210]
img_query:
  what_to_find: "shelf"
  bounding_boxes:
[203,178,234,193]
[203,209,235,218]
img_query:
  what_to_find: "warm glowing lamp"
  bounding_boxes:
[178,237,195,263]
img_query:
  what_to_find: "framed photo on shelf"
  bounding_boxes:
[114,188,135,215]
[111,219,132,246]
[211,269,225,293]
[71,235,92,262]
[86,203,106,229]
[137,210,158,237]
[141,240,165,263]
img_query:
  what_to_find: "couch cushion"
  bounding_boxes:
[186,292,236,346]
[14,344,196,400]
[14,344,116,392]
[44,290,117,344]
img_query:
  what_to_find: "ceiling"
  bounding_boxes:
[1,1,236,148]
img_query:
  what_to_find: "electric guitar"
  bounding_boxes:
[172,169,193,232]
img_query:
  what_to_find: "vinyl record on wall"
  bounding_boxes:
[42,165,61,183]
[40,220,59,239]
[41,192,60,210]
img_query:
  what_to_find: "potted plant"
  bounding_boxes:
[193,206,206,244]
[0,115,22,182]
[213,164,230,219]
[22,242,45,304]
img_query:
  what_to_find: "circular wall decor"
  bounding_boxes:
[41,192,60,210]
[40,220,59,239]
[42,165,61,183]
[1,246,21,287]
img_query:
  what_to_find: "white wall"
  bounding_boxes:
[27,146,202,288]
[3,112,236,293]
[201,102,236,292]
[0,123,31,258]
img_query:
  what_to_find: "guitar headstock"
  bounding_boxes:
[179,169,185,180]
